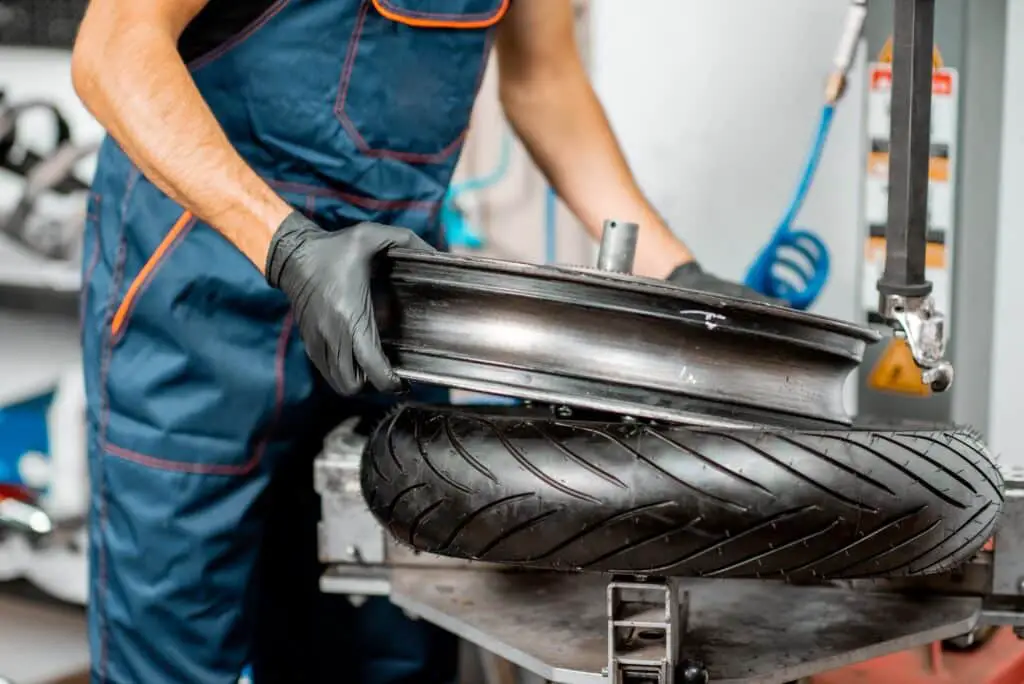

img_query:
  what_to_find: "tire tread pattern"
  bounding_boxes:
[364,407,1003,580]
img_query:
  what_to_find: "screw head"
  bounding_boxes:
[679,660,710,684]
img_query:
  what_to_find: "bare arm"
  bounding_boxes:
[72,0,290,271]
[495,0,693,279]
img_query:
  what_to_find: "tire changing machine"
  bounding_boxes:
[315,2,1024,682]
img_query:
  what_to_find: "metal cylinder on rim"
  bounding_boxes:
[597,219,638,274]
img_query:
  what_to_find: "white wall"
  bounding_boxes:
[590,0,866,325]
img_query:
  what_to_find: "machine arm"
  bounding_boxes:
[821,0,951,392]
[877,0,954,392]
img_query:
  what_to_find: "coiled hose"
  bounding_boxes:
[743,104,835,310]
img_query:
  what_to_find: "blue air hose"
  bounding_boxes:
[544,186,558,264]
[441,133,513,250]
[743,104,835,310]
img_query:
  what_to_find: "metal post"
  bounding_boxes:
[878,0,935,301]
[597,220,639,274]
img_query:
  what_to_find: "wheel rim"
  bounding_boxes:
[381,250,880,427]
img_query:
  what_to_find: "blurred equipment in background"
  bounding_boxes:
[0,90,76,181]
[0,0,89,49]
[0,88,93,608]
[1,138,96,262]
[0,90,95,292]
[0,327,88,607]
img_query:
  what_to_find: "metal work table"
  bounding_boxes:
[389,570,980,684]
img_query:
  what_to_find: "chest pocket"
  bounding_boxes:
[335,0,509,164]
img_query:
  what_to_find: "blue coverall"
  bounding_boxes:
[81,0,508,680]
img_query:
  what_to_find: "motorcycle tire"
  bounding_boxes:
[363,405,1003,580]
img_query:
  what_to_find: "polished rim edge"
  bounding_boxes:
[389,248,881,343]
[393,268,867,362]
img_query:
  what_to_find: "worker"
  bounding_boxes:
[70,1,771,682]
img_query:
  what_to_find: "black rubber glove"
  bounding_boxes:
[266,211,434,395]
[667,261,782,305]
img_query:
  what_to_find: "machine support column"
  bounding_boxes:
[879,0,935,299]
[597,220,639,274]
[874,0,954,392]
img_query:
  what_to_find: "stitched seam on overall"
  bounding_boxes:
[267,179,440,211]
[188,0,292,73]
[80,197,103,339]
[375,0,505,21]
[86,191,102,221]
[96,166,140,683]
[80,241,101,337]
[102,311,293,476]
[332,0,487,164]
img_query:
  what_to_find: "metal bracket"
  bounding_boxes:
[880,293,954,391]
[314,417,384,566]
[607,577,707,684]
[990,473,1024,597]
[315,417,479,601]
[982,469,1024,633]
[0,495,52,537]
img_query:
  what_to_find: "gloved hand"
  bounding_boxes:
[265,211,434,395]
[667,261,782,305]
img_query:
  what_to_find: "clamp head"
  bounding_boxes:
[879,293,954,392]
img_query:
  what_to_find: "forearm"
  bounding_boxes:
[72,4,289,271]
[499,62,692,278]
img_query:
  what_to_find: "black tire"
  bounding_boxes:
[363,406,1003,580]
